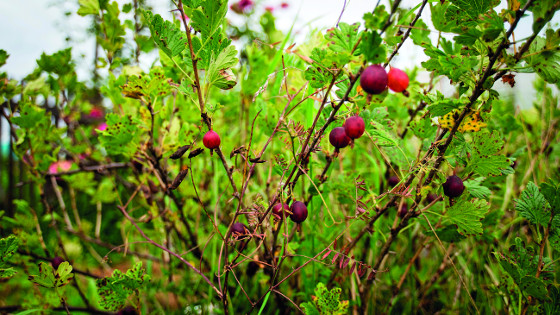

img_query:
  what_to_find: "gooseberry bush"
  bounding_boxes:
[1,0,560,314]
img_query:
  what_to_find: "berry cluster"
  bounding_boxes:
[360,64,409,95]
[329,115,365,154]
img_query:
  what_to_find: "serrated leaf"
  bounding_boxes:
[464,178,491,199]
[121,67,172,101]
[0,235,19,265]
[142,10,188,58]
[77,0,100,16]
[409,115,437,139]
[444,197,489,235]
[97,262,150,311]
[540,179,560,214]
[515,182,550,227]
[360,31,386,64]
[28,262,56,288]
[525,33,560,84]
[99,114,143,157]
[520,275,549,300]
[304,66,330,88]
[207,45,238,89]
[363,6,389,30]
[190,0,227,39]
[325,22,361,54]
[0,268,16,278]
[466,131,513,176]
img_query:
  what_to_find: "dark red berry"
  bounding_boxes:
[398,204,408,218]
[117,306,138,315]
[388,176,400,187]
[52,256,64,270]
[442,175,465,198]
[426,193,439,204]
[272,203,289,219]
[360,65,388,94]
[290,201,308,223]
[231,222,248,235]
[329,127,351,149]
[203,130,221,149]
[387,67,409,92]
[344,116,365,139]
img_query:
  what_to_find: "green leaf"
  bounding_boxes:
[304,66,330,89]
[449,0,500,20]
[207,45,238,90]
[99,114,144,157]
[519,275,549,300]
[464,177,491,199]
[525,32,560,84]
[0,235,18,279]
[0,49,8,67]
[425,91,466,117]
[466,131,514,176]
[97,262,150,311]
[530,0,560,33]
[410,19,431,46]
[542,285,560,315]
[363,5,389,30]
[325,22,361,54]
[28,262,56,288]
[0,235,18,265]
[409,115,437,139]
[444,197,489,235]
[360,31,386,64]
[121,67,173,101]
[300,283,348,315]
[142,10,188,58]
[77,0,100,16]
[367,121,398,147]
[36,48,74,75]
[11,102,49,129]
[515,182,550,227]
[540,179,560,214]
[190,0,227,39]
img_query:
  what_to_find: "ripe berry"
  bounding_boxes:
[343,116,365,139]
[388,176,400,187]
[231,222,248,235]
[272,203,290,219]
[329,127,351,149]
[52,256,64,270]
[398,204,408,218]
[426,193,439,204]
[290,201,308,223]
[387,67,409,92]
[442,175,465,198]
[203,130,221,150]
[360,65,388,94]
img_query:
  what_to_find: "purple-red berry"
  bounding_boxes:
[52,256,64,270]
[343,116,365,139]
[426,193,439,204]
[387,67,409,93]
[388,176,400,187]
[272,203,289,219]
[360,65,388,94]
[203,130,221,150]
[329,127,351,149]
[290,201,308,223]
[398,204,408,218]
[442,175,465,198]
[231,222,248,235]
